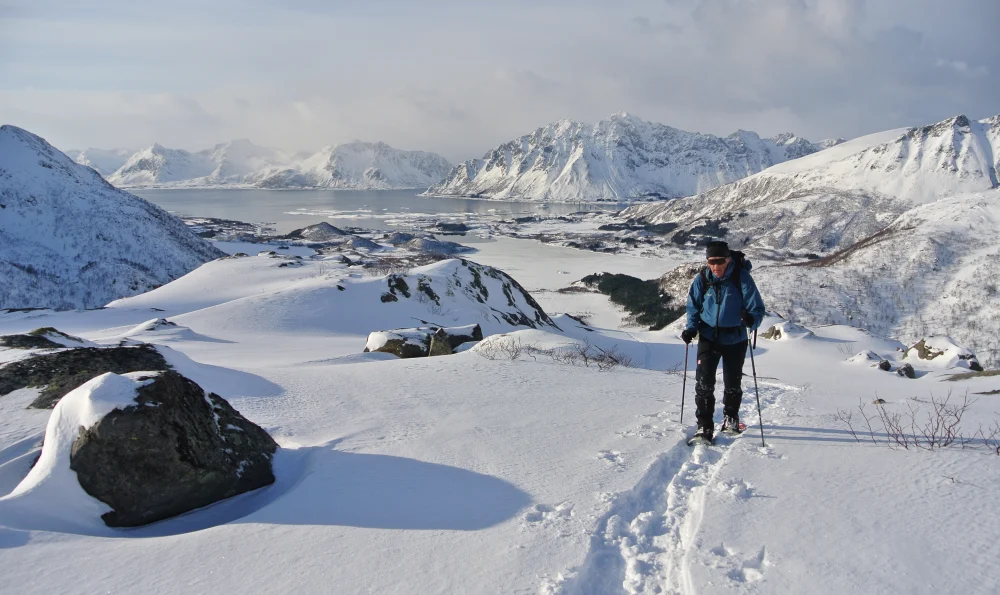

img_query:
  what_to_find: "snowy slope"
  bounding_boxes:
[0,125,224,310]
[621,114,1000,252]
[1,238,998,595]
[248,141,452,190]
[69,148,134,176]
[755,190,1000,367]
[426,113,836,202]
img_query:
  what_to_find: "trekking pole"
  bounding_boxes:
[747,327,765,447]
[680,342,689,425]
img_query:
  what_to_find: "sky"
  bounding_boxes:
[1,0,997,163]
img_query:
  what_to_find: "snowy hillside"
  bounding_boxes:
[0,125,224,310]
[620,114,1000,252]
[1,236,998,595]
[426,113,837,202]
[755,190,1000,367]
[67,148,134,176]
[247,141,453,190]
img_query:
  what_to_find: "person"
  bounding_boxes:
[681,240,765,442]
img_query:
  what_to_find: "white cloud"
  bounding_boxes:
[0,0,996,161]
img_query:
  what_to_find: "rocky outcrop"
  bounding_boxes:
[69,370,278,527]
[0,343,170,409]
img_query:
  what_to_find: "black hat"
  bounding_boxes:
[706,241,730,259]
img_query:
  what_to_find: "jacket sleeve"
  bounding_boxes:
[741,273,766,331]
[685,275,704,331]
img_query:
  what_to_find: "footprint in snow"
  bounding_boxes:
[728,546,772,583]
[597,450,626,470]
[524,501,575,524]
[714,478,756,500]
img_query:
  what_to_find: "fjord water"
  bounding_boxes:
[132,188,612,234]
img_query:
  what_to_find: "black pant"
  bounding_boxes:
[695,337,748,427]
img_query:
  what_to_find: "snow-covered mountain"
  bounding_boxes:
[247,141,453,190]
[425,113,838,202]
[107,143,217,186]
[66,148,134,176]
[0,125,224,310]
[620,114,1000,253]
[106,140,451,190]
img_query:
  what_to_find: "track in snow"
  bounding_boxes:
[546,382,791,595]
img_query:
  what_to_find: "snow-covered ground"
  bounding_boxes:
[2,236,998,595]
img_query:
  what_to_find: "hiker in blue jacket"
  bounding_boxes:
[681,241,766,441]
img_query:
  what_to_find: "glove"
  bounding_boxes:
[681,328,697,344]
[741,312,755,328]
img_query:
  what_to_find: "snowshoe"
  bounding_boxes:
[720,416,745,435]
[687,425,715,446]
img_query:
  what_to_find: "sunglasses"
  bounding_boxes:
[707,258,729,265]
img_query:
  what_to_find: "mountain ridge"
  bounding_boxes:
[425,112,840,202]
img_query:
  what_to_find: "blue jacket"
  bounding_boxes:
[685,260,766,345]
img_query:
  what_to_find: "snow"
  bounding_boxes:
[426,113,834,202]
[2,231,999,594]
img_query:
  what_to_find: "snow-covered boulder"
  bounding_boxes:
[2,370,277,528]
[0,125,224,310]
[760,321,814,341]
[0,343,169,409]
[365,328,433,358]
[903,336,983,371]
[364,324,484,358]
[846,350,893,371]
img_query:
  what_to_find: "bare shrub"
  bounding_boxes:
[475,336,635,371]
[837,392,988,452]
[363,261,410,277]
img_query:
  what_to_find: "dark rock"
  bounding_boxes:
[69,371,278,527]
[896,363,916,379]
[0,327,71,350]
[0,344,169,409]
[761,325,782,340]
[878,360,892,371]
[435,222,469,233]
[440,324,483,349]
[283,222,347,241]
[428,329,454,356]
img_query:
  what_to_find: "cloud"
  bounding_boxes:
[0,0,996,161]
